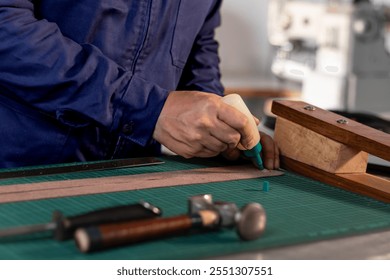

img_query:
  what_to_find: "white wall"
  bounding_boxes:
[215,0,274,85]
[216,0,390,87]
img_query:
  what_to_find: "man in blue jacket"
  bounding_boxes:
[0,0,279,169]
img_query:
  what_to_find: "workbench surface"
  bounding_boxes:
[0,156,389,260]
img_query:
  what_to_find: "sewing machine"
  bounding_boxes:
[267,0,390,119]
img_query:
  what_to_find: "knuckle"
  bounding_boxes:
[242,134,256,148]
[189,143,204,154]
[217,142,228,152]
[181,148,195,159]
[236,116,249,130]
[188,132,202,142]
[196,116,212,128]
[182,153,193,159]
[202,97,219,112]
[226,135,240,149]
[200,151,217,158]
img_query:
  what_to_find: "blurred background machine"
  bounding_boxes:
[267,0,390,122]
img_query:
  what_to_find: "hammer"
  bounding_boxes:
[75,194,266,253]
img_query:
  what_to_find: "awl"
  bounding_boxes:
[0,201,162,240]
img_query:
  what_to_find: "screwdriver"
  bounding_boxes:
[0,201,161,241]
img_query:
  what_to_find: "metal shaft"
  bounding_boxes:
[0,222,56,238]
[0,157,164,179]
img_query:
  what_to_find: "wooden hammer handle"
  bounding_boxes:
[75,214,194,253]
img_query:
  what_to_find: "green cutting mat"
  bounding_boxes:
[0,156,389,260]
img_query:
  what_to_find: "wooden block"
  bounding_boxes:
[271,100,389,202]
[271,100,390,161]
[274,118,368,174]
[281,156,390,203]
[224,88,300,98]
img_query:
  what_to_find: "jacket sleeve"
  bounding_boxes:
[0,0,168,147]
[177,0,224,95]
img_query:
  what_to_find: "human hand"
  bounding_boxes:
[221,131,280,170]
[153,91,258,158]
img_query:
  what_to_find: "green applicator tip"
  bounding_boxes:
[243,142,264,170]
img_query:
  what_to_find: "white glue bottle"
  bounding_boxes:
[222,93,264,169]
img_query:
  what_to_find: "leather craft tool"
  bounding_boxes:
[0,157,164,179]
[75,194,266,253]
[0,201,161,240]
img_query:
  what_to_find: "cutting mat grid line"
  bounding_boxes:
[1,165,390,259]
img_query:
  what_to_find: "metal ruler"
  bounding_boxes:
[0,157,164,179]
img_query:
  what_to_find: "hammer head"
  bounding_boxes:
[236,203,266,241]
[188,194,239,227]
[188,194,267,241]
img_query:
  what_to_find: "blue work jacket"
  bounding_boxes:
[0,0,224,167]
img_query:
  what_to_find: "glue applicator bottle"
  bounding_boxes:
[222,93,264,170]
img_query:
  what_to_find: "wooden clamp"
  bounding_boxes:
[271,100,390,203]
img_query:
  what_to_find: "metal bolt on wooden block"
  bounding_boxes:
[336,119,348,124]
[303,105,316,111]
